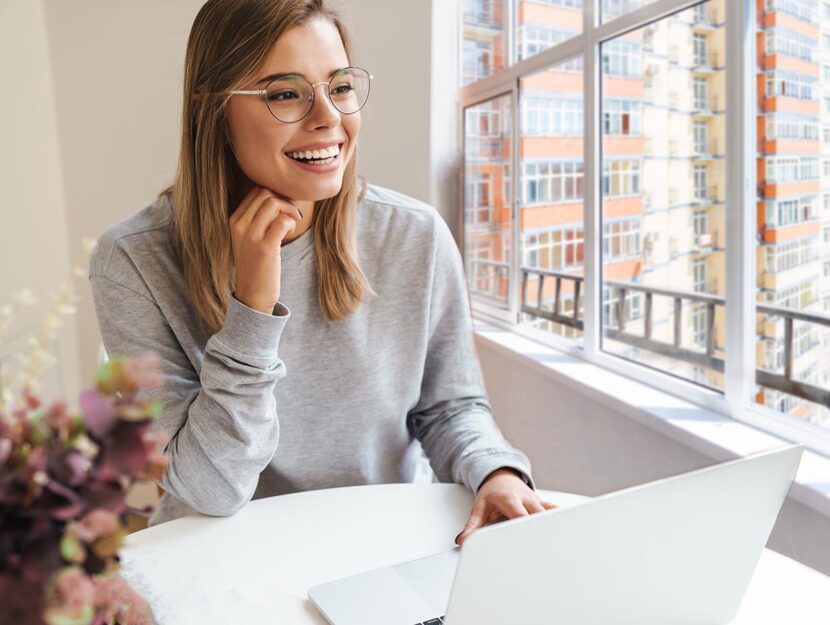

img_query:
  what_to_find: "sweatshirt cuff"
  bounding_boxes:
[466,451,536,494]
[210,293,291,366]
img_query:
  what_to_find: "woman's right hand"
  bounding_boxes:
[229,186,303,314]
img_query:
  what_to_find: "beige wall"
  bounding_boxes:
[41,0,206,395]
[0,0,80,409]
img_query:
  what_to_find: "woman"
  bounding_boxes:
[88,0,554,542]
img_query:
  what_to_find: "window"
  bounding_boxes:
[460,0,830,451]
[603,218,641,260]
[765,69,818,100]
[694,33,708,65]
[463,95,512,310]
[602,160,641,197]
[524,160,585,205]
[517,25,583,68]
[603,99,641,136]
[602,39,642,78]
[523,97,584,136]
[765,27,819,61]
[694,121,708,153]
[765,0,818,22]
[694,164,708,200]
[765,113,819,141]
[693,77,708,110]
[764,196,817,227]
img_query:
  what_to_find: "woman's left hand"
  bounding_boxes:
[455,468,556,547]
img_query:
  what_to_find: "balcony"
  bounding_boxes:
[463,9,501,31]
[691,5,718,29]
[500,265,830,411]
[693,51,719,72]
[693,96,719,115]
[694,231,718,250]
[695,185,719,204]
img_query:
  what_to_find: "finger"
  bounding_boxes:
[540,500,558,511]
[251,199,300,241]
[263,213,300,246]
[230,186,270,228]
[456,502,487,546]
[524,498,546,515]
[499,495,530,520]
[235,188,278,233]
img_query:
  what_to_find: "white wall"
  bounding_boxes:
[0,0,80,409]
[41,0,205,394]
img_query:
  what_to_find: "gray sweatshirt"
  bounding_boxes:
[88,183,534,526]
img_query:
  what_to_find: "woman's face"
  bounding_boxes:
[226,16,360,202]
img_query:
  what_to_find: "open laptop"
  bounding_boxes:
[308,444,803,625]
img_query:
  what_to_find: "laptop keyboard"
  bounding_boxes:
[412,617,446,625]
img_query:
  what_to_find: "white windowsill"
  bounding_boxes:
[473,317,830,521]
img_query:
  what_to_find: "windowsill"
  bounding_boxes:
[473,316,830,520]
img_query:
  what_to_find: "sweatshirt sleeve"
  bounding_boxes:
[89,249,289,517]
[406,211,535,495]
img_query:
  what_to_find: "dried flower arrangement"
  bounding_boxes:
[0,239,169,625]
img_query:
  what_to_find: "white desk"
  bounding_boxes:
[120,483,830,624]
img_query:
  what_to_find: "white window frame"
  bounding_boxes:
[458,0,830,457]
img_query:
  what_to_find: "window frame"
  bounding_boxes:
[458,0,830,457]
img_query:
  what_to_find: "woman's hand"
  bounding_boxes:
[229,186,303,314]
[455,468,556,547]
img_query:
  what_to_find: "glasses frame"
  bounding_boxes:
[227,66,373,123]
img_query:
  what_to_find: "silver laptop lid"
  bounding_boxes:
[445,445,803,625]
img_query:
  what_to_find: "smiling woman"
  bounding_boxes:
[88,0,548,533]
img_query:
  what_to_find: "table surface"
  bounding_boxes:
[120,483,830,625]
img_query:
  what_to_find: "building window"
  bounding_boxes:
[602,160,641,197]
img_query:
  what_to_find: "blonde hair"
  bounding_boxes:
[159,0,375,333]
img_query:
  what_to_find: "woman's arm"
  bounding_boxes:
[406,211,535,494]
[89,268,289,517]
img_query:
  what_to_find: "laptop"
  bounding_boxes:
[308,444,803,625]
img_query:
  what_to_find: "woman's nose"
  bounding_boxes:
[306,83,341,126]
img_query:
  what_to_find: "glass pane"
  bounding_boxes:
[755,0,830,431]
[515,0,583,63]
[518,54,585,342]
[600,0,727,391]
[464,95,513,310]
[601,0,664,23]
[462,0,507,86]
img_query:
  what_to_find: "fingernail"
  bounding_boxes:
[455,532,463,544]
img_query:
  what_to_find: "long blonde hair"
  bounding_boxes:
[159,0,375,334]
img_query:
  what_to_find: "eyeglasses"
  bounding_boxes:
[227,66,372,123]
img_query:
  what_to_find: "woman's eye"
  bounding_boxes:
[267,90,300,102]
[331,84,354,95]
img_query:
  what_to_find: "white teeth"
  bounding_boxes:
[288,144,341,160]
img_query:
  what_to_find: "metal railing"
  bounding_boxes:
[469,261,830,409]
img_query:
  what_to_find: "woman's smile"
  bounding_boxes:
[284,140,345,173]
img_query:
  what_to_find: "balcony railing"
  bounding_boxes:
[463,9,501,30]
[478,264,830,409]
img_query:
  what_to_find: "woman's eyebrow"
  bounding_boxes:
[256,67,344,85]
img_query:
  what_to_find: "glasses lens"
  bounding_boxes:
[329,68,370,115]
[265,76,313,122]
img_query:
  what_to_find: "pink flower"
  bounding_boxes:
[42,566,97,624]
[94,573,154,625]
[73,509,120,543]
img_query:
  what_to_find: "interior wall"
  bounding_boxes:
[0,0,80,409]
[475,337,830,576]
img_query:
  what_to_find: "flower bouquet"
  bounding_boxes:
[0,241,169,625]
